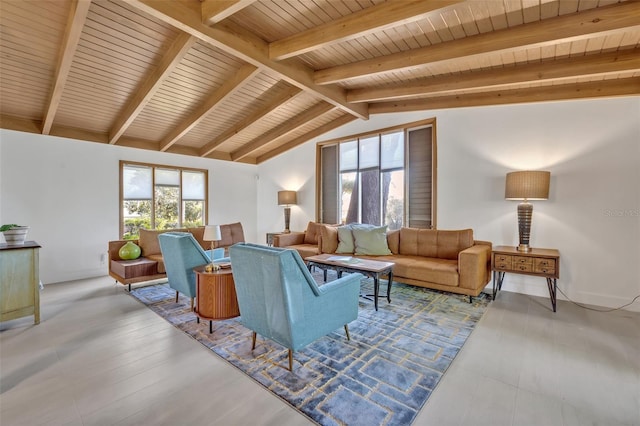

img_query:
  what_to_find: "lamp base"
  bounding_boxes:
[283,206,291,234]
[517,201,533,251]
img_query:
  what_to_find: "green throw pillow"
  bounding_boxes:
[353,226,391,255]
[336,225,355,253]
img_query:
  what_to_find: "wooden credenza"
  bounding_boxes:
[0,241,41,324]
[492,245,560,312]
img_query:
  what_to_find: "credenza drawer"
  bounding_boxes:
[513,256,533,266]
[494,261,511,270]
[513,262,533,272]
[534,258,556,274]
[494,254,512,263]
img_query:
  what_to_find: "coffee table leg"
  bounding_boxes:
[373,276,379,311]
[386,272,393,303]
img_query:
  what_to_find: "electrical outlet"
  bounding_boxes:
[100,253,107,265]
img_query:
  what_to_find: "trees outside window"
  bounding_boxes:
[120,161,207,239]
[317,118,436,230]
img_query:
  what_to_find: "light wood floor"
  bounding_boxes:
[1,276,638,426]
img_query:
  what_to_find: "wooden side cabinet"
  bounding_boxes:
[492,245,560,312]
[194,265,240,334]
[0,241,41,324]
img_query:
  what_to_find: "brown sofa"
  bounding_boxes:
[108,222,245,290]
[272,221,326,259]
[278,223,491,299]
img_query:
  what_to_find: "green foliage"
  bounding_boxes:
[123,189,204,239]
[0,224,19,232]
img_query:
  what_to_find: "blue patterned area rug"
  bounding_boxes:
[129,273,490,426]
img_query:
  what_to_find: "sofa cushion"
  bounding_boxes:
[146,253,165,274]
[353,226,392,255]
[374,255,459,287]
[303,221,322,245]
[215,222,245,248]
[437,229,474,260]
[320,224,339,254]
[398,228,473,260]
[285,244,318,259]
[399,227,436,257]
[138,228,186,256]
[387,229,400,254]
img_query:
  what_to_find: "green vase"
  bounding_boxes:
[119,241,141,260]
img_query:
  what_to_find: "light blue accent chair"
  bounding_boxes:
[158,232,226,310]
[229,243,362,371]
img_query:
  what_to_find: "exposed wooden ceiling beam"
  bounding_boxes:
[201,0,257,25]
[368,78,640,114]
[230,103,335,161]
[109,33,197,144]
[42,0,91,135]
[348,49,640,103]
[315,1,640,85]
[256,114,357,164]
[159,64,260,152]
[199,86,303,157]
[127,0,369,120]
[269,0,460,61]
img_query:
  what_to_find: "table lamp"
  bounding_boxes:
[277,190,297,233]
[203,225,222,270]
[505,170,550,252]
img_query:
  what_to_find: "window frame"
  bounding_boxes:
[315,117,437,229]
[119,160,209,238]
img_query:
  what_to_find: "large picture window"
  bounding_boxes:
[317,118,436,230]
[120,161,208,239]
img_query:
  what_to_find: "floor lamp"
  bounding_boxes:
[505,171,550,252]
[277,190,297,233]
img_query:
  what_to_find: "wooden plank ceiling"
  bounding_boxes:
[1,0,639,164]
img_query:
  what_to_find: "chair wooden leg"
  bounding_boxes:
[175,291,179,303]
[288,349,293,371]
[344,324,351,341]
[251,331,257,350]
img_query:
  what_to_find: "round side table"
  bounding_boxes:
[193,265,240,333]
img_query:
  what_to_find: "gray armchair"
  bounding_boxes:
[229,243,361,371]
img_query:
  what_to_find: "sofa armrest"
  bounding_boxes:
[109,239,139,261]
[273,232,305,247]
[458,243,492,290]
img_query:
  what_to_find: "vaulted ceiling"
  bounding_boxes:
[1,0,639,164]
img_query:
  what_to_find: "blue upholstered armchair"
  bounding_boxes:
[229,243,361,371]
[158,232,226,310]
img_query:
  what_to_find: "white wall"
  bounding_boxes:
[257,97,640,311]
[0,130,258,284]
[2,97,638,310]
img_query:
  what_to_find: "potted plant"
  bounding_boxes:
[1,224,30,245]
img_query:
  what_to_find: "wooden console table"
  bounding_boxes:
[1,241,41,324]
[492,245,560,312]
[194,265,240,333]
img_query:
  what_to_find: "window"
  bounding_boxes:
[317,118,436,230]
[120,161,208,239]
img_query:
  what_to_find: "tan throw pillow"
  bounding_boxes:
[138,228,161,256]
[304,221,321,245]
[320,225,339,253]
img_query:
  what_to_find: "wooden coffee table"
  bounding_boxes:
[305,254,394,311]
[193,265,240,333]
